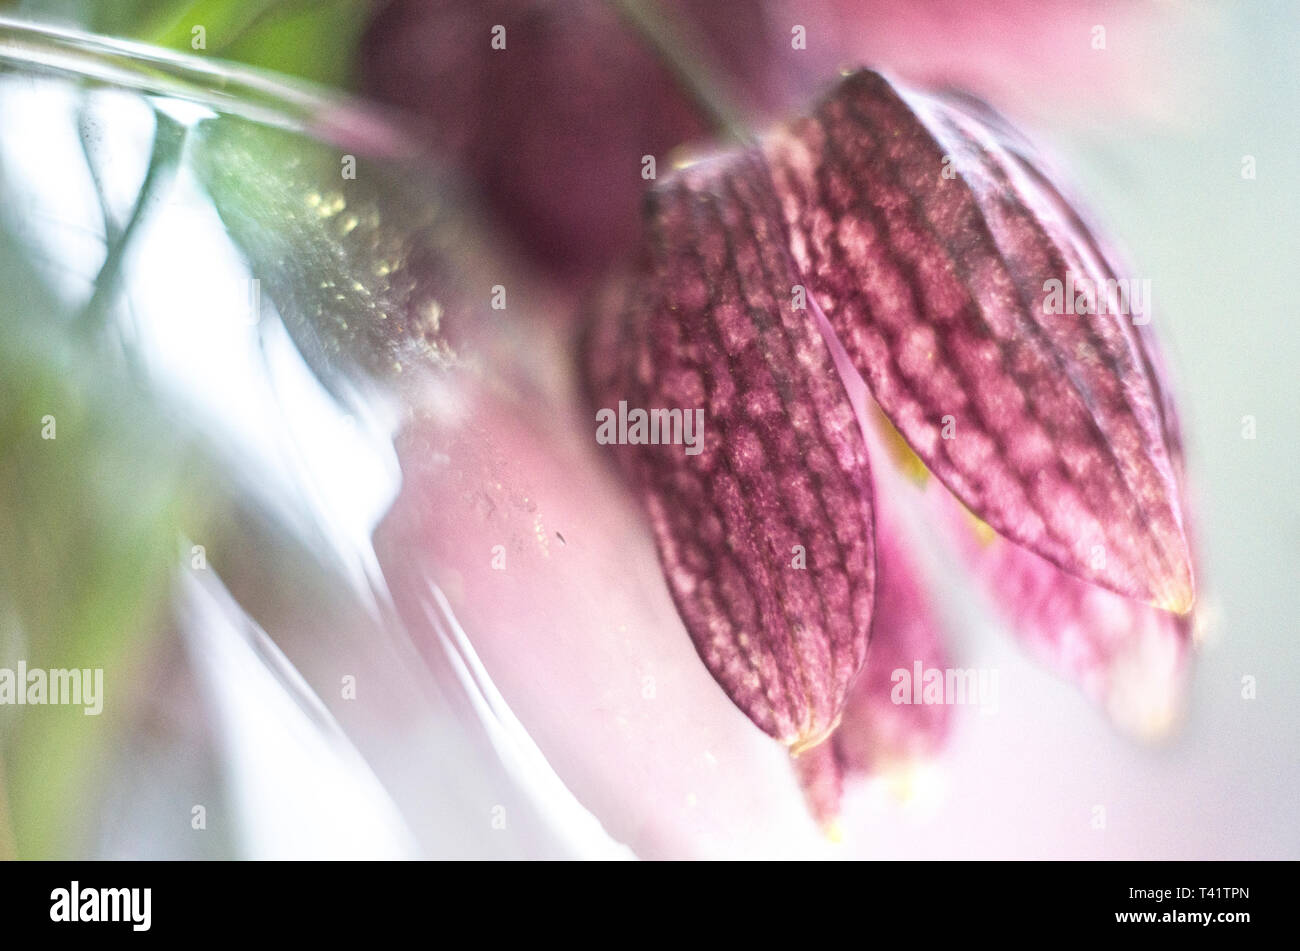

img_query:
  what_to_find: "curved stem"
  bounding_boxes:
[77,110,187,337]
[610,0,751,144]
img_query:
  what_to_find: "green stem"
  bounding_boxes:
[78,111,188,337]
[78,102,123,248]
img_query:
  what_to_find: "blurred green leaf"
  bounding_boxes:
[0,167,209,859]
[2,0,373,87]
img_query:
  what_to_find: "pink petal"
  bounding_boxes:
[953,498,1195,738]
[833,503,953,775]
[374,381,815,856]
[776,0,1211,125]
[790,741,843,835]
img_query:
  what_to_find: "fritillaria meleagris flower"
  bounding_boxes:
[0,4,1221,860]
[581,68,1198,823]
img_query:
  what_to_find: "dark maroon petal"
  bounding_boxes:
[359,0,778,277]
[765,70,1194,613]
[791,497,952,831]
[583,152,876,749]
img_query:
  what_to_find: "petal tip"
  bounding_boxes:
[1155,588,1195,617]
[789,714,842,755]
[1151,558,1196,615]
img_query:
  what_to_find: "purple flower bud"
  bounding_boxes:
[584,151,876,749]
[765,70,1194,612]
